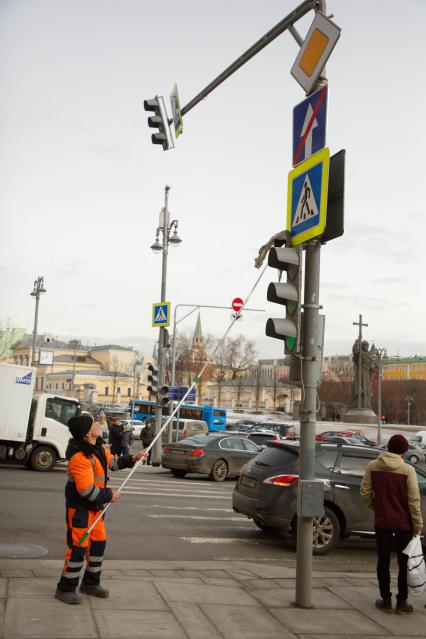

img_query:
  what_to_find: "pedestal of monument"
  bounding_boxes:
[343,408,378,425]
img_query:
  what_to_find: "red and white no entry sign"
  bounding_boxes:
[231,297,244,312]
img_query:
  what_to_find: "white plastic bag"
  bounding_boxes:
[403,536,426,597]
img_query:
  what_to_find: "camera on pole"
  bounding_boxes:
[143,97,170,151]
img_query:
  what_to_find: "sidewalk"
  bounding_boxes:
[1,559,425,638]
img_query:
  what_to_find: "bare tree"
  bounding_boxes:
[175,332,194,387]
[212,354,227,405]
[109,355,128,403]
[0,319,22,361]
[253,364,264,413]
[222,335,256,380]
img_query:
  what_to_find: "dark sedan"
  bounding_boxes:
[162,434,261,481]
[232,440,426,554]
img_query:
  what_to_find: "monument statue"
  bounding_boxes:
[350,339,378,409]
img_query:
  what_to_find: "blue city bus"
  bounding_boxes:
[129,400,226,432]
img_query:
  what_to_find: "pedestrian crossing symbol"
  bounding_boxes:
[287,147,330,246]
[152,302,170,327]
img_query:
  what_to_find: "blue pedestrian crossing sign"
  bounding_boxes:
[152,302,170,327]
[287,147,330,246]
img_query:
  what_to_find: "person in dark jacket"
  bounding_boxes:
[141,421,154,465]
[109,416,123,456]
[360,434,423,614]
[121,422,134,457]
[55,413,146,605]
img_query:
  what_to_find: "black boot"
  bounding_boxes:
[55,588,82,605]
[80,582,109,598]
[375,598,392,613]
[395,600,413,614]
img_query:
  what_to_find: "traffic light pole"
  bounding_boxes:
[152,186,171,466]
[296,241,321,608]
[295,0,326,610]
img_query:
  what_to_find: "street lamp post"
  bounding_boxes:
[406,395,413,426]
[150,185,182,465]
[68,339,82,393]
[376,348,387,445]
[30,276,47,367]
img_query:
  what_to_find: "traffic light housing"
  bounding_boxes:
[147,364,169,406]
[143,97,169,151]
[265,246,302,355]
[147,364,159,395]
[157,385,170,407]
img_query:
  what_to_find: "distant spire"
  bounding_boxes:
[193,312,203,343]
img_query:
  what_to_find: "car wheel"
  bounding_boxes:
[408,454,419,464]
[209,459,228,482]
[29,446,57,472]
[171,469,187,478]
[253,517,280,534]
[312,507,340,555]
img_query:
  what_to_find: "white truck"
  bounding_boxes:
[0,363,80,471]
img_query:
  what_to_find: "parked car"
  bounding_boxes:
[162,433,261,481]
[378,441,425,465]
[228,420,259,432]
[256,422,297,439]
[315,430,359,442]
[125,419,144,438]
[244,431,281,447]
[161,418,208,443]
[232,440,426,554]
[323,436,368,446]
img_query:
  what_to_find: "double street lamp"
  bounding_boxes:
[30,276,47,367]
[150,185,182,464]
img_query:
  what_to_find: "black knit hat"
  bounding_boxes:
[68,414,93,440]
[388,434,409,455]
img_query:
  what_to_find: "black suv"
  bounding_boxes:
[232,441,426,554]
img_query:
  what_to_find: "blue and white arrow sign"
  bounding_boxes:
[293,86,327,167]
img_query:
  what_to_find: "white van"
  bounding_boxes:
[411,431,426,448]
[161,418,208,443]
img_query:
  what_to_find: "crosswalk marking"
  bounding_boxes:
[150,505,233,512]
[147,514,250,521]
[108,489,230,500]
[180,537,268,544]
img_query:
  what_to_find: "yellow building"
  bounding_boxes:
[382,357,426,381]
[11,335,150,404]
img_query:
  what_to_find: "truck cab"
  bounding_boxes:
[25,394,80,470]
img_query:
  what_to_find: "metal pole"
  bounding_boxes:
[72,343,77,391]
[153,186,171,466]
[296,240,321,608]
[377,355,382,445]
[295,0,325,609]
[31,292,40,367]
[178,0,316,119]
[357,315,362,409]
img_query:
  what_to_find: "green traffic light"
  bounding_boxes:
[285,336,296,353]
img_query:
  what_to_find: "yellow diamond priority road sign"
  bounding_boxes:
[291,12,341,94]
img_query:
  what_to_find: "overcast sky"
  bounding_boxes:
[1,0,425,360]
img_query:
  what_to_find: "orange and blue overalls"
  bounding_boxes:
[57,441,133,592]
